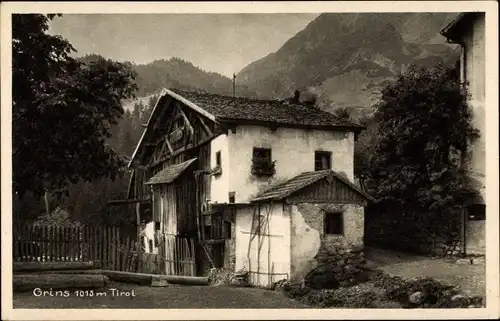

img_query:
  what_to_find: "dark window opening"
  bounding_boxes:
[252,148,275,175]
[315,151,332,171]
[148,239,153,253]
[154,221,161,231]
[212,150,222,175]
[467,204,485,221]
[223,221,231,239]
[216,151,221,167]
[324,212,343,235]
[229,192,235,203]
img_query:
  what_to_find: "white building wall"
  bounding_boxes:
[226,125,355,203]
[462,14,486,201]
[234,203,291,287]
[209,134,230,203]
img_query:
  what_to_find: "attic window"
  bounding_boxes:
[252,148,275,176]
[315,151,332,171]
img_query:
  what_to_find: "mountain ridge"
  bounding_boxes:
[237,13,460,118]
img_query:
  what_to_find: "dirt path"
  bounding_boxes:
[13,283,310,309]
[365,247,486,297]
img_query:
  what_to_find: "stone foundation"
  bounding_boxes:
[305,245,368,289]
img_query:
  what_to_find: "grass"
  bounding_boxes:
[13,281,310,309]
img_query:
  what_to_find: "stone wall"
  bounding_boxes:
[289,203,365,281]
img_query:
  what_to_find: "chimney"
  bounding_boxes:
[293,90,301,103]
[300,92,317,107]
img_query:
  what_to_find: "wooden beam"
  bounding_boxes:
[13,262,96,272]
[108,198,151,205]
[164,88,216,122]
[147,133,217,169]
[197,115,213,137]
[13,274,108,293]
[164,137,174,154]
[127,170,135,200]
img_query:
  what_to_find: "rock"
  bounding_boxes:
[451,294,466,301]
[472,257,485,264]
[409,291,425,304]
[455,258,472,265]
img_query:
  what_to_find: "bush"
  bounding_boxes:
[282,282,311,299]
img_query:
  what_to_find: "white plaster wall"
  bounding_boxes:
[234,203,291,287]
[462,14,486,201]
[289,204,322,282]
[227,125,355,203]
[209,134,230,203]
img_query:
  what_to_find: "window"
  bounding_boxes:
[324,212,343,235]
[315,151,332,171]
[467,204,485,221]
[212,151,222,175]
[148,239,154,253]
[216,151,221,167]
[154,221,161,231]
[252,148,275,175]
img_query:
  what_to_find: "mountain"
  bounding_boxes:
[133,57,255,98]
[79,55,256,110]
[237,13,460,118]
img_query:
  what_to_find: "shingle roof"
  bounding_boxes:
[251,169,374,203]
[144,158,197,185]
[169,89,364,130]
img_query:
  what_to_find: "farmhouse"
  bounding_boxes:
[126,88,372,285]
[441,12,485,255]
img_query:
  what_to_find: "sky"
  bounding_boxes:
[49,14,319,77]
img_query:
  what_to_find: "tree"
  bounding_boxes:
[12,14,138,204]
[365,64,479,249]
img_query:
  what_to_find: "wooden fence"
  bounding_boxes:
[13,225,196,276]
[163,234,196,276]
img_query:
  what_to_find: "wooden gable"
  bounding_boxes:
[127,93,218,201]
[286,175,369,205]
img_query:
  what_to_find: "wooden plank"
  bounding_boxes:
[69,227,75,262]
[13,274,108,293]
[46,226,51,262]
[108,198,151,205]
[62,227,67,262]
[13,261,95,272]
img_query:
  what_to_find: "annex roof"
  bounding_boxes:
[144,158,197,185]
[251,169,374,203]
